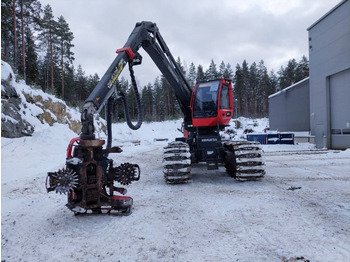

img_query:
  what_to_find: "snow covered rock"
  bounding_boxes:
[1,97,34,138]
[1,60,96,138]
[1,61,34,137]
[21,91,81,133]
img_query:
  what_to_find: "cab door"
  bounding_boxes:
[217,79,233,126]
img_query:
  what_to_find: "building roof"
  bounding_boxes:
[307,0,348,31]
[268,77,309,99]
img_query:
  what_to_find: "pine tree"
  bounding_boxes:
[278,56,308,90]
[24,27,38,85]
[205,59,219,80]
[75,65,87,101]
[196,64,205,81]
[13,0,38,81]
[1,0,14,62]
[219,61,226,78]
[18,0,25,79]
[141,83,153,121]
[269,70,279,95]
[187,62,196,87]
[295,55,309,81]
[147,83,154,120]
[241,60,249,116]
[114,77,128,121]
[176,57,186,76]
[38,4,58,91]
[21,0,41,84]
[153,77,164,121]
[126,82,136,120]
[257,60,269,116]
[161,75,172,119]
[86,73,100,95]
[57,15,74,99]
[234,63,243,117]
[12,0,18,68]
[278,58,298,89]
[249,62,258,117]
[223,63,234,79]
[63,65,75,105]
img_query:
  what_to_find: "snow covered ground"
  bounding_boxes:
[2,118,350,262]
[1,62,350,261]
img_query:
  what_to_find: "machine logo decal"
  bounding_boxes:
[107,59,126,88]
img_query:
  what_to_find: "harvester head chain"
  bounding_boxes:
[113,163,140,185]
[163,141,191,184]
[46,168,79,194]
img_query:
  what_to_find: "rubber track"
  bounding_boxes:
[223,140,265,181]
[163,141,191,184]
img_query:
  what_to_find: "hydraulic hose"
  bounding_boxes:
[119,61,143,130]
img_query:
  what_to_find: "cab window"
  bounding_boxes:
[193,81,219,118]
[219,84,230,109]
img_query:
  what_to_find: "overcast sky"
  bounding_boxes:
[40,0,340,86]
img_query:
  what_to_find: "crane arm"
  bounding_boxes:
[81,21,193,139]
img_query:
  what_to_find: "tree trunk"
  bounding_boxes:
[20,0,26,81]
[61,53,64,99]
[12,0,17,67]
[50,42,53,90]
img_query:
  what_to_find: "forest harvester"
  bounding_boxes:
[46,21,265,215]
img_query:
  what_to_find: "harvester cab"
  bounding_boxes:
[191,78,233,128]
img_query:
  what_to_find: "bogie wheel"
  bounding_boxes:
[163,141,191,184]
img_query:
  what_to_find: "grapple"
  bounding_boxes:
[46,138,140,215]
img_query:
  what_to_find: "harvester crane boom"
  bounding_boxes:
[81,21,192,138]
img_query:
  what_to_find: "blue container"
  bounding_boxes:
[267,133,294,144]
[279,133,294,144]
[267,134,280,144]
[246,134,268,144]
[247,133,295,145]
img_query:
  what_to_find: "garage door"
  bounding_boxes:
[330,68,350,149]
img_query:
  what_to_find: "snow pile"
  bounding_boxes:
[221,117,269,140]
